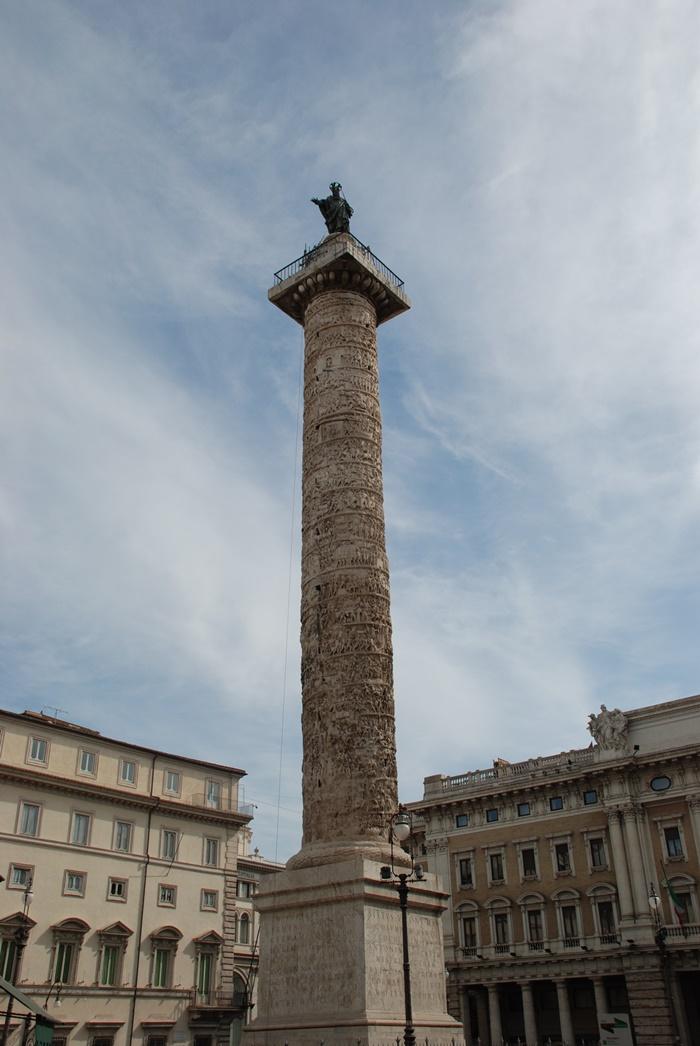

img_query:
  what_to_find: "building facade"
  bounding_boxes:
[0,709,259,1046]
[410,695,700,1045]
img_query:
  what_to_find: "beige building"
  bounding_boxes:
[0,709,273,1046]
[409,694,700,1046]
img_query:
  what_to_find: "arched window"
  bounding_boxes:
[455,902,479,957]
[517,892,547,951]
[233,971,248,1010]
[50,918,89,984]
[485,896,512,954]
[0,912,35,981]
[193,931,223,1004]
[96,921,132,987]
[587,884,619,943]
[149,926,182,989]
[665,874,697,927]
[238,913,250,945]
[552,889,581,948]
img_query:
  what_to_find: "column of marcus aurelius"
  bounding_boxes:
[245,200,462,1046]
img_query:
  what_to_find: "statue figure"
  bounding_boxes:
[311,182,353,234]
[588,704,629,750]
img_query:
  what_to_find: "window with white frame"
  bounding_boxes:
[119,759,136,785]
[161,829,178,861]
[457,904,479,956]
[107,878,127,902]
[519,845,538,880]
[205,779,222,809]
[164,770,180,796]
[71,812,92,846]
[203,837,219,867]
[7,865,33,890]
[201,889,218,912]
[27,737,48,765]
[113,820,133,853]
[238,913,250,944]
[194,932,223,1004]
[666,876,697,925]
[51,918,89,984]
[18,801,41,837]
[63,871,86,897]
[588,885,619,942]
[553,890,582,947]
[457,855,474,888]
[0,937,17,980]
[518,892,546,951]
[664,826,684,859]
[551,837,573,876]
[149,927,181,988]
[158,884,177,908]
[236,880,255,899]
[492,910,510,949]
[588,836,608,871]
[489,852,505,883]
[97,923,131,987]
[78,749,97,776]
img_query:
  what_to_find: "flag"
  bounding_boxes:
[663,879,687,924]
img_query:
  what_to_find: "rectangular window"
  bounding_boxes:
[486,808,499,823]
[161,830,178,861]
[28,737,48,764]
[674,891,694,923]
[664,826,684,858]
[555,843,571,872]
[493,912,509,945]
[120,759,136,785]
[583,789,598,805]
[100,945,119,986]
[164,770,180,795]
[8,865,33,889]
[201,889,218,911]
[19,802,40,837]
[72,812,91,846]
[562,905,579,939]
[490,853,504,882]
[590,838,606,869]
[0,939,17,980]
[158,884,176,907]
[205,780,221,809]
[522,848,537,877]
[204,838,219,867]
[153,948,170,988]
[64,871,86,896]
[108,878,127,901]
[79,750,96,775]
[455,813,469,828]
[236,880,254,898]
[549,796,564,811]
[461,916,477,949]
[114,821,133,853]
[54,942,74,983]
[517,802,531,817]
[458,857,473,887]
[197,951,212,995]
[598,900,616,935]
[527,909,544,942]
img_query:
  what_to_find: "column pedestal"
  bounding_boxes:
[245,856,462,1046]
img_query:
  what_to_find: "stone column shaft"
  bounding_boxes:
[592,976,608,1025]
[476,989,491,1046]
[555,980,575,1046]
[607,810,635,919]
[487,985,503,1045]
[520,982,538,1046]
[622,805,650,915]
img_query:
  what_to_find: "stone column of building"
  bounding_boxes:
[520,982,538,1046]
[621,804,651,916]
[487,985,503,1045]
[591,976,608,1025]
[606,809,635,919]
[555,980,575,1046]
[685,793,700,858]
[475,989,491,1046]
[460,989,474,1046]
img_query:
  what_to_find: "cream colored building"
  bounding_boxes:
[409,694,700,1046]
[0,709,269,1046]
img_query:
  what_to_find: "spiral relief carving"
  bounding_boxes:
[298,288,398,857]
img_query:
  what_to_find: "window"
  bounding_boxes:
[63,871,86,897]
[28,737,48,764]
[51,918,88,984]
[0,939,17,980]
[493,912,509,946]
[590,838,606,869]
[517,802,531,817]
[238,913,250,944]
[671,889,694,924]
[486,808,499,823]
[161,830,178,861]
[650,775,672,792]
[598,900,616,937]
[201,890,218,911]
[71,812,91,846]
[522,848,537,878]
[458,857,473,888]
[100,945,120,986]
[8,865,33,889]
[527,909,544,943]
[555,843,571,873]
[114,821,132,853]
[18,802,40,837]
[149,927,181,989]
[461,915,477,951]
[108,878,127,901]
[197,951,213,998]
[204,838,219,867]
[205,779,222,809]
[158,884,177,907]
[164,770,180,795]
[664,826,684,859]
[583,789,598,805]
[119,759,136,785]
[147,1038,168,1046]
[153,947,171,988]
[549,796,564,812]
[236,880,254,899]
[54,943,74,982]
[561,905,579,941]
[79,750,96,776]
[490,853,504,883]
[455,813,469,828]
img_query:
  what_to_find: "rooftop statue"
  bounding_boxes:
[311,182,353,234]
[588,703,629,750]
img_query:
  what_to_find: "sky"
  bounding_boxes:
[3,0,700,861]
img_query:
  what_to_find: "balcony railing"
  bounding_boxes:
[187,794,255,816]
[436,748,595,794]
[190,990,248,1010]
[273,233,404,290]
[599,932,620,946]
[664,922,700,940]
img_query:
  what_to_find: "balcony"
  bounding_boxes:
[186,795,255,817]
[664,922,700,941]
[190,990,248,1011]
[457,934,628,963]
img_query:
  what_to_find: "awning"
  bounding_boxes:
[0,976,56,1026]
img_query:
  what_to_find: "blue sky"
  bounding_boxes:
[3,0,700,861]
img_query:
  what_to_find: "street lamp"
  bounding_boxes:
[648,882,680,1044]
[380,808,424,1046]
[1,876,34,1046]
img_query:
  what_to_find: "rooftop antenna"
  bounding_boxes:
[40,706,67,719]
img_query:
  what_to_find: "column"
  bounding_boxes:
[555,980,575,1046]
[432,837,455,952]
[476,989,491,1046]
[487,984,503,1045]
[622,804,650,915]
[520,981,538,1046]
[461,989,474,1046]
[686,795,700,862]
[607,809,635,919]
[592,976,608,1024]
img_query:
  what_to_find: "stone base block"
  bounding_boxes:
[244,855,463,1046]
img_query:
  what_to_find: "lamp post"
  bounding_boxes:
[380,809,424,1046]
[648,882,681,1045]
[1,876,34,1046]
